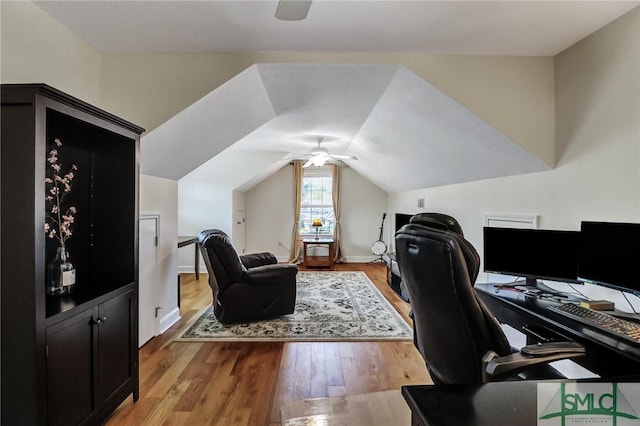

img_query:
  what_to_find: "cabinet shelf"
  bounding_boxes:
[44,107,137,315]
[45,282,136,319]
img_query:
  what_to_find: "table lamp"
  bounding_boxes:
[312,218,323,240]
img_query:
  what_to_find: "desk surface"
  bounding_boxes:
[475,283,640,377]
[177,235,197,247]
[402,380,640,426]
[402,382,537,426]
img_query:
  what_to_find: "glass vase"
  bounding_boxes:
[46,247,76,296]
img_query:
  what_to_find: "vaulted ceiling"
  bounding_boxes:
[141,63,549,193]
[34,1,639,193]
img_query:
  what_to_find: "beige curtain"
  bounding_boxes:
[288,161,303,263]
[331,164,346,263]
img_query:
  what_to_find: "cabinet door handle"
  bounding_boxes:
[92,317,108,325]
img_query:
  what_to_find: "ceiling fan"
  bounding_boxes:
[275,0,312,21]
[302,138,358,168]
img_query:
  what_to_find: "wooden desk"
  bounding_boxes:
[474,283,640,377]
[177,236,199,279]
[303,239,334,269]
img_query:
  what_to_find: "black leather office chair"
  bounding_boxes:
[389,212,465,302]
[410,212,464,236]
[395,224,585,384]
[198,229,298,324]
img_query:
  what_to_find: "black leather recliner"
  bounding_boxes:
[197,229,298,324]
[395,224,585,384]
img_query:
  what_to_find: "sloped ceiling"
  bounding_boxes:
[35,1,638,56]
[35,1,637,193]
[141,63,549,193]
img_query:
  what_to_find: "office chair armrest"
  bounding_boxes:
[483,342,585,381]
[520,341,585,356]
[240,252,278,269]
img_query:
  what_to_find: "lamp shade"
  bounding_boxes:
[312,218,323,227]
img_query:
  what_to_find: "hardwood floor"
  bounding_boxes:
[105,263,432,426]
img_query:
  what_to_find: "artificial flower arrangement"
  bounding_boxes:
[44,138,78,295]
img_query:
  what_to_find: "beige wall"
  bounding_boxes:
[245,164,387,261]
[176,150,288,270]
[555,6,640,222]
[339,167,389,259]
[245,164,295,260]
[1,1,102,106]
[389,8,640,310]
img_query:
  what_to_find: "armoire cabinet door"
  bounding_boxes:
[97,290,135,405]
[46,308,96,426]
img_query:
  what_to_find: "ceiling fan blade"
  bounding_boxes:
[303,159,313,168]
[329,154,358,160]
[275,0,312,21]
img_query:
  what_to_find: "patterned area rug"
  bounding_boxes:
[176,271,412,342]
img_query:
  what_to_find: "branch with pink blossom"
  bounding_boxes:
[44,138,78,251]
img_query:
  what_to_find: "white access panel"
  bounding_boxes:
[139,214,160,347]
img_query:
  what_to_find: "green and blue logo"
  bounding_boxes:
[538,383,639,425]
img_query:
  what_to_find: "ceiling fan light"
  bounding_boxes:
[310,146,328,156]
[310,155,327,167]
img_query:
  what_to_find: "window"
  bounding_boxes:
[300,167,334,238]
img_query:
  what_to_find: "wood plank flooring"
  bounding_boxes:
[104,263,432,426]
[280,389,411,425]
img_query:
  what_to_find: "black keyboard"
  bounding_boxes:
[548,303,640,344]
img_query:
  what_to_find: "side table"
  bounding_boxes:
[303,239,335,269]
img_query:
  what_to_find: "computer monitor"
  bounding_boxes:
[577,221,640,296]
[483,227,582,286]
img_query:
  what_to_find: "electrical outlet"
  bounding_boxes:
[417,198,425,208]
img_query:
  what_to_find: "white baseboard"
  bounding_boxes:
[178,265,207,274]
[344,255,384,263]
[159,307,181,334]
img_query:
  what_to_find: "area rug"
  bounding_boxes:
[176,271,412,342]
